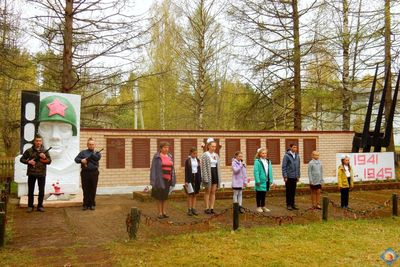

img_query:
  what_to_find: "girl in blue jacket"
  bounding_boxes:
[254,148,274,212]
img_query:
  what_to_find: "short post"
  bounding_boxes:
[0,211,5,247]
[233,202,239,230]
[0,195,6,213]
[129,207,140,240]
[0,190,6,205]
[5,177,11,195]
[322,197,329,221]
[392,194,398,217]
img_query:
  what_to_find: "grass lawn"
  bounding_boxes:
[1,217,399,266]
[109,218,400,267]
[1,215,399,266]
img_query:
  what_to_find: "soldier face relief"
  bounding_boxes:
[38,121,73,158]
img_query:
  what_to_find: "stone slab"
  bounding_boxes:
[19,191,83,208]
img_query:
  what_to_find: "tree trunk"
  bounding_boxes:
[292,0,302,130]
[159,81,166,130]
[342,0,351,131]
[62,0,73,93]
[196,0,206,130]
[384,0,394,151]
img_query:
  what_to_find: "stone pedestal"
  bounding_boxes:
[19,191,83,208]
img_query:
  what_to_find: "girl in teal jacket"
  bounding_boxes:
[254,148,274,212]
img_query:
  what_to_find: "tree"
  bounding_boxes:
[309,0,384,131]
[384,0,394,151]
[229,0,319,131]
[176,0,227,130]
[26,0,152,129]
[0,0,37,156]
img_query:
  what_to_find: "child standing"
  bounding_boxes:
[337,155,354,208]
[254,148,274,212]
[308,151,324,209]
[184,147,202,216]
[231,151,247,213]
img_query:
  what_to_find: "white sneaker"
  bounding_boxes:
[262,207,271,212]
[256,207,263,212]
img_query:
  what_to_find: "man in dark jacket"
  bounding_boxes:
[75,138,102,210]
[282,143,301,210]
[20,135,52,212]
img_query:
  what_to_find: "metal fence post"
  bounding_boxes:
[233,202,239,230]
[322,197,329,221]
[392,194,398,217]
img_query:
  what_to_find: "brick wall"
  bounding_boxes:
[80,129,354,188]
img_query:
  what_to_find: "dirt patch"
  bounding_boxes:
[5,189,399,266]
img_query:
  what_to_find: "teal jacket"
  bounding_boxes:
[253,158,273,192]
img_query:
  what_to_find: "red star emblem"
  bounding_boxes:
[47,98,68,117]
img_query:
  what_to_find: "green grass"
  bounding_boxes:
[1,217,400,266]
[110,218,400,267]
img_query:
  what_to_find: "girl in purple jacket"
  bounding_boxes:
[232,151,248,213]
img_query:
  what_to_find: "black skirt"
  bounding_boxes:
[211,167,218,185]
[189,173,201,194]
[151,179,171,201]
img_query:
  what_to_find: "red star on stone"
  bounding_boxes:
[47,98,68,117]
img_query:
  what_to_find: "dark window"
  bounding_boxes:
[132,139,150,168]
[157,138,174,156]
[246,139,260,165]
[303,139,317,164]
[285,138,299,154]
[181,138,197,167]
[225,139,241,166]
[106,138,125,169]
[266,139,281,164]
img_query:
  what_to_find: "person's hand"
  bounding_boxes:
[256,182,260,187]
[81,158,87,164]
[296,177,300,182]
[28,159,36,166]
[39,153,46,159]
[283,177,288,182]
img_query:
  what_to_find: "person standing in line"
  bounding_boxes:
[308,151,324,209]
[75,138,102,210]
[20,134,52,212]
[149,142,176,219]
[282,143,301,211]
[337,155,354,208]
[231,151,247,213]
[201,138,221,214]
[184,147,202,216]
[254,148,274,212]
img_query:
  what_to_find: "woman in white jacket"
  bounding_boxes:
[201,138,221,214]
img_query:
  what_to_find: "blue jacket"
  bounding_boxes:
[75,149,101,171]
[282,150,300,179]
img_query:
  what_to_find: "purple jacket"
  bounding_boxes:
[231,158,247,188]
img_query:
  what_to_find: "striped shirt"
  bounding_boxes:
[161,154,173,181]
